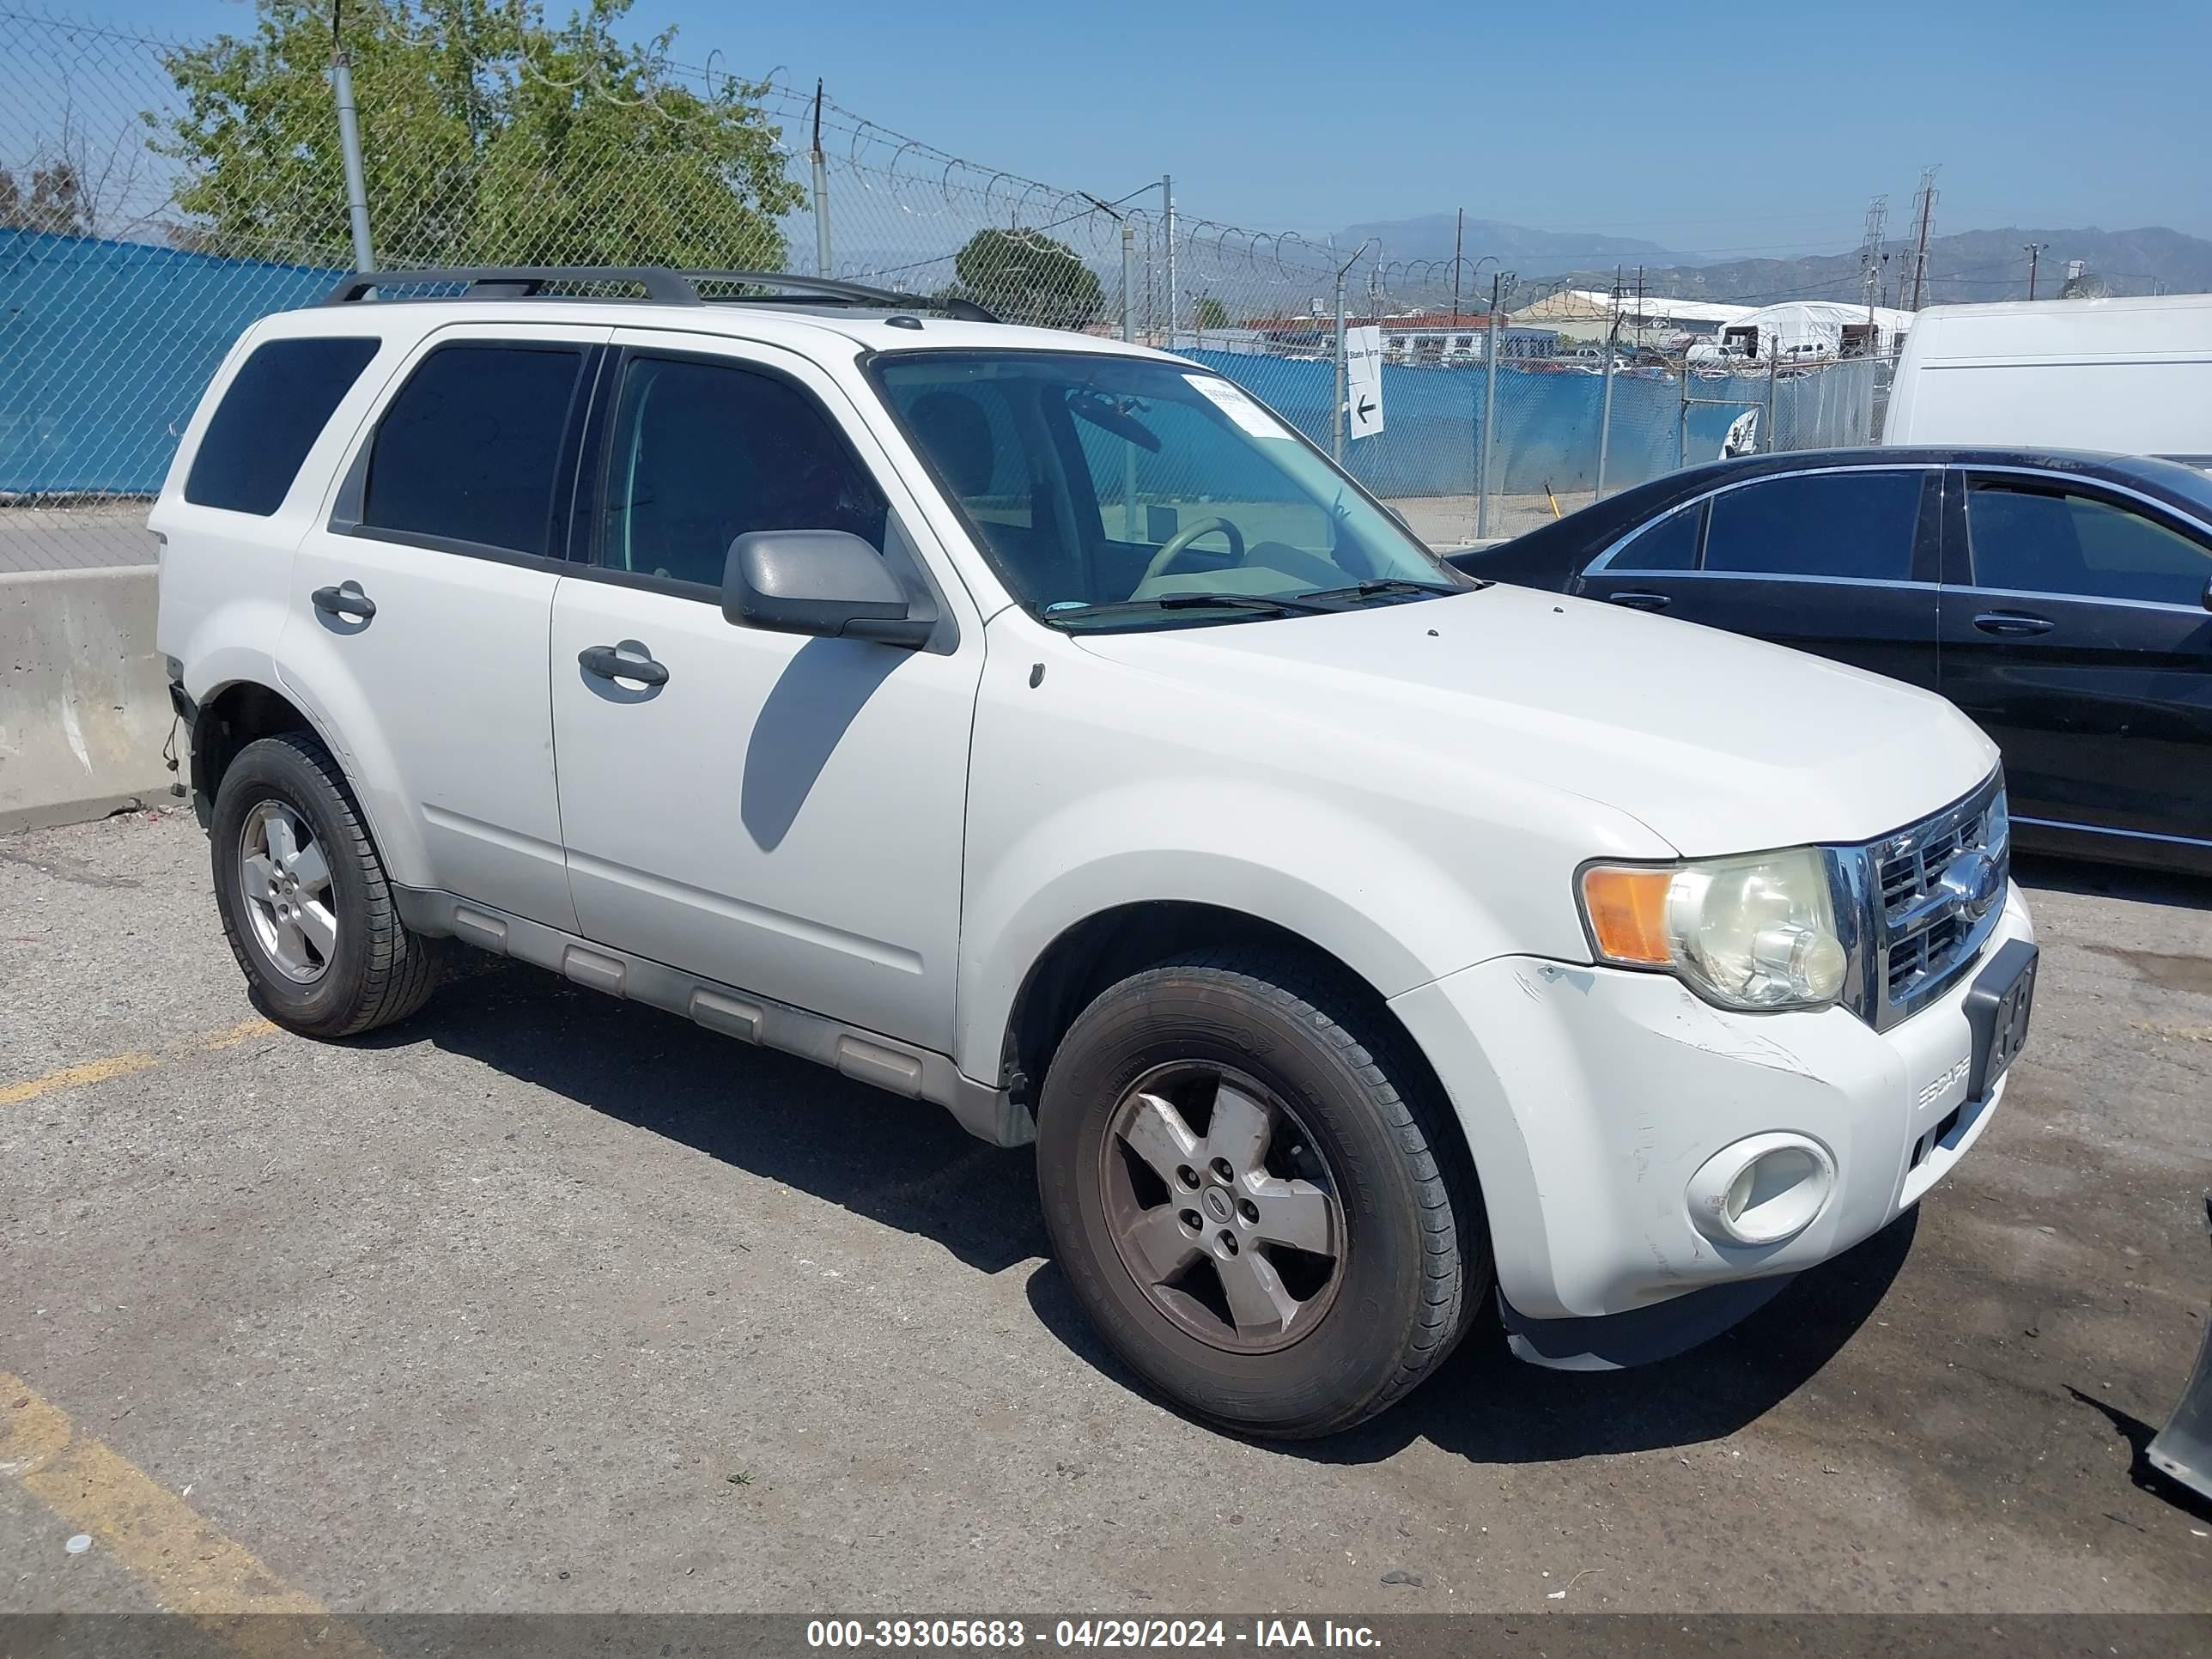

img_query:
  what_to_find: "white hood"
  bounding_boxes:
[1073,582,1997,858]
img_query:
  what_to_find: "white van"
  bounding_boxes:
[1883,293,2212,461]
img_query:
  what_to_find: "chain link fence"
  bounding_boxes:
[3,2,1891,575]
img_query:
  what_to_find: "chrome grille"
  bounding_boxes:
[1862,775,2009,1024]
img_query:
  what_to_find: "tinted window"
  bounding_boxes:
[362,343,586,556]
[1608,501,1702,571]
[599,356,886,590]
[185,336,380,514]
[1703,471,1924,580]
[1966,483,2212,606]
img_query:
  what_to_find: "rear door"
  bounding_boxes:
[281,324,608,931]
[1938,468,2212,847]
[1575,465,1942,688]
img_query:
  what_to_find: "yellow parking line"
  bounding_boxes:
[2,1372,380,1657]
[1,1018,278,1108]
[0,1052,162,1107]
[198,1017,278,1052]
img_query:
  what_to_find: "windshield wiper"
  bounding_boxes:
[1044,591,1337,624]
[1297,577,1475,603]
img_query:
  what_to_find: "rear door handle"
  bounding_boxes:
[311,581,376,622]
[578,643,669,688]
[1605,590,1673,611]
[1972,611,2055,637]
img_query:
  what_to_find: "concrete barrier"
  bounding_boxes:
[1,565,177,834]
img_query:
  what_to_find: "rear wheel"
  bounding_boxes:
[1036,947,1486,1438]
[209,732,443,1037]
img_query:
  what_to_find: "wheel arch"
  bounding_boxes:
[188,672,426,889]
[996,900,1473,1187]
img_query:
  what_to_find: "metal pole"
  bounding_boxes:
[1477,272,1503,538]
[1162,175,1176,349]
[1333,266,1347,463]
[810,81,832,277]
[1121,221,1137,536]
[1678,356,1689,470]
[1764,346,1779,453]
[331,51,374,272]
[1595,276,1620,499]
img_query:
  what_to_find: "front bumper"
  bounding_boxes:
[1390,883,2036,1332]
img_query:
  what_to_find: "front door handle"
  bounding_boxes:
[1972,611,2055,637]
[311,581,376,622]
[1605,590,1673,611]
[578,643,669,688]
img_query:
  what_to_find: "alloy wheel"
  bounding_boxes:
[1099,1062,1345,1353]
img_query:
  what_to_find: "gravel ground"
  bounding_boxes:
[2,809,2208,1618]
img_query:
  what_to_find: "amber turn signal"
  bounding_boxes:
[1579,866,1674,964]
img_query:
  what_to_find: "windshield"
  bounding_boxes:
[872,350,1463,627]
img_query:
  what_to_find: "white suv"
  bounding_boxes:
[155,268,2037,1437]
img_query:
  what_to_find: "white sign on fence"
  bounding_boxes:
[1345,325,1384,440]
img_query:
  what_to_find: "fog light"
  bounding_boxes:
[1686,1133,1836,1246]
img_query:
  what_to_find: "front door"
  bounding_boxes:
[1938,468,2212,846]
[1576,465,1943,690]
[281,324,609,930]
[547,331,984,1051]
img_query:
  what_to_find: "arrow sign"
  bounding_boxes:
[1345,325,1385,440]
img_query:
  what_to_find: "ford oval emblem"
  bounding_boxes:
[1938,848,2002,920]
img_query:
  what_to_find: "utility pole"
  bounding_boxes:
[1905,165,1940,310]
[2023,241,2047,301]
[1634,264,1644,354]
[809,81,832,278]
[330,0,374,272]
[1861,193,1888,331]
[1450,207,1465,328]
[1161,175,1176,348]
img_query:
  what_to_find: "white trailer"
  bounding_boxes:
[1882,293,2212,460]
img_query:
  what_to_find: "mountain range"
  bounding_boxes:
[1329,215,2212,307]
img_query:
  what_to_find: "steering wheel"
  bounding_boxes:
[1140,516,1246,586]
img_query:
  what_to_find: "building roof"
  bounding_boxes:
[1511,289,1755,325]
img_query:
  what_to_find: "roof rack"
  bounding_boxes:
[322,266,999,322]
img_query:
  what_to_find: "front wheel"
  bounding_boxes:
[209,732,443,1038]
[1036,948,1487,1438]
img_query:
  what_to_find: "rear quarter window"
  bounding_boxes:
[185,336,381,515]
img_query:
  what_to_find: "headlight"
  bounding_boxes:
[1578,848,1847,1012]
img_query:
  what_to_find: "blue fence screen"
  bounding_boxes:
[1,228,1875,502]
[2,228,339,495]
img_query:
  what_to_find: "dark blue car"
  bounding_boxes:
[1449,447,2212,874]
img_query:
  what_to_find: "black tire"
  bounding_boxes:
[209,732,443,1038]
[1036,946,1488,1438]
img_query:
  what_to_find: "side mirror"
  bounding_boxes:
[723,531,933,647]
[2203,574,2212,614]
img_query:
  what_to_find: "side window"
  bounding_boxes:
[1607,501,1703,572]
[360,342,587,557]
[1703,471,1925,580]
[185,336,380,514]
[1965,482,2212,606]
[598,356,887,591]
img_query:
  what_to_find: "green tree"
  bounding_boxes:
[1193,295,1230,330]
[0,163,86,234]
[153,0,803,269]
[950,228,1103,331]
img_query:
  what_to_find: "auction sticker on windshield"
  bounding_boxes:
[1184,374,1289,439]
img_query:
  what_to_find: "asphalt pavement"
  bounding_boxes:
[3,809,2209,1618]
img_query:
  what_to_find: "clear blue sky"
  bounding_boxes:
[75,0,2212,251]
